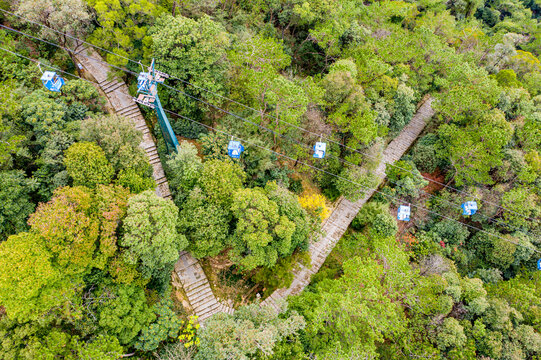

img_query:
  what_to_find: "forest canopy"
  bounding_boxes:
[0,0,540,358]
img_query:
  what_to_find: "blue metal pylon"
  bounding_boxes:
[133,59,179,153]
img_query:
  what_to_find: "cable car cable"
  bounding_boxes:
[161,107,541,254]
[2,44,538,255]
[1,10,537,224]
[1,26,538,237]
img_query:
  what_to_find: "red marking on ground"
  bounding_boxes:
[421,169,446,194]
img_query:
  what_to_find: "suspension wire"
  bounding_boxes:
[162,84,540,225]
[4,16,533,237]
[0,8,135,65]
[1,44,538,255]
[0,43,97,86]
[1,24,539,237]
[1,8,538,224]
[162,109,541,254]
[3,24,540,238]
[0,24,141,77]
[162,82,539,236]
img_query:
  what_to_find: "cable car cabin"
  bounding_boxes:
[137,72,153,93]
[461,201,478,216]
[40,71,64,92]
[228,140,244,159]
[313,142,327,159]
[397,205,411,221]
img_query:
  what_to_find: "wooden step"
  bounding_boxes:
[119,107,141,118]
[104,81,124,94]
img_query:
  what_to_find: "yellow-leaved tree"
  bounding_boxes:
[299,193,330,222]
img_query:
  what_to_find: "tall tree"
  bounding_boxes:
[64,142,114,188]
[196,304,305,360]
[199,159,246,207]
[290,255,408,358]
[15,0,92,72]
[438,109,514,186]
[166,140,203,203]
[150,14,230,117]
[0,171,35,240]
[97,284,155,346]
[120,190,187,282]
[80,114,150,176]
[0,232,76,322]
[178,187,230,258]
[86,0,165,67]
[230,187,296,270]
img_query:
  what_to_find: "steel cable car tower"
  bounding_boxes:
[133,59,179,153]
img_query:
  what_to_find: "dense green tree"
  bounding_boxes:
[436,62,501,124]
[199,159,246,207]
[20,90,67,143]
[86,0,165,67]
[150,14,230,116]
[178,187,230,258]
[438,109,514,186]
[501,187,539,229]
[488,272,541,331]
[291,255,408,358]
[135,300,182,351]
[166,140,203,203]
[436,318,467,351]
[75,335,124,360]
[0,81,24,167]
[16,0,92,68]
[228,35,290,103]
[79,115,155,193]
[427,220,470,248]
[335,165,380,201]
[114,168,156,194]
[80,114,151,177]
[33,131,74,200]
[28,186,99,274]
[60,79,105,113]
[0,232,76,322]
[121,190,187,281]
[97,284,155,346]
[386,160,429,198]
[253,252,310,297]
[199,131,229,161]
[228,34,317,140]
[196,304,305,360]
[411,133,444,172]
[0,170,35,240]
[389,83,416,132]
[64,142,114,188]
[230,187,295,270]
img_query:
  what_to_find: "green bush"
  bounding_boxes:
[115,169,156,194]
[172,117,207,139]
[412,133,443,173]
[494,69,521,88]
[370,213,398,238]
[436,318,466,351]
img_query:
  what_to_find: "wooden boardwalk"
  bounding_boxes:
[261,96,434,310]
[73,46,233,321]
